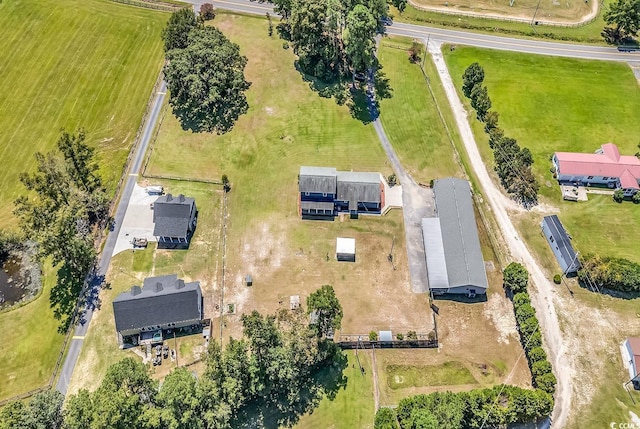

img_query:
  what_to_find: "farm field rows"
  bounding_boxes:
[443,45,640,427]
[0,0,167,229]
[0,0,167,402]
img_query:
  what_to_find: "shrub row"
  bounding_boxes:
[579,253,640,293]
[461,63,539,207]
[374,385,553,429]
[504,262,557,396]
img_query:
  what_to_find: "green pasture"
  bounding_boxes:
[0,0,167,401]
[444,46,640,263]
[378,40,462,183]
[386,361,477,389]
[146,13,387,231]
[0,0,167,229]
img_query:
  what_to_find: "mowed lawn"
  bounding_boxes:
[0,0,167,401]
[0,0,167,228]
[444,47,640,263]
[147,13,386,232]
[378,39,462,183]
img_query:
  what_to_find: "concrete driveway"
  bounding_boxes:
[113,184,158,255]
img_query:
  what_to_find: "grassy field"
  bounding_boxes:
[442,46,640,427]
[67,181,222,394]
[444,46,640,263]
[390,0,611,43]
[386,361,477,388]
[378,40,462,183]
[0,0,167,401]
[0,0,167,229]
[0,267,64,401]
[294,351,375,429]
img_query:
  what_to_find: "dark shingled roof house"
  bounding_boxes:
[112,274,203,347]
[298,166,384,218]
[153,193,197,248]
[421,178,488,297]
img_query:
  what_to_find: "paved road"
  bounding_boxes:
[55,81,167,395]
[192,0,640,63]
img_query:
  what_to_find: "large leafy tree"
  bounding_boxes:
[343,5,377,73]
[306,284,343,336]
[164,26,250,134]
[14,129,107,331]
[503,262,529,294]
[162,8,198,51]
[462,62,485,98]
[602,0,640,44]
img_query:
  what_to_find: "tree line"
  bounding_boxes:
[162,8,251,134]
[256,0,387,82]
[461,62,539,207]
[374,385,553,429]
[579,254,640,293]
[0,285,345,429]
[13,129,109,332]
[503,262,557,396]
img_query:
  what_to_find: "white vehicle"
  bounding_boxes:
[146,185,164,195]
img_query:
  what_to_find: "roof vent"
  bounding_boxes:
[154,282,163,293]
[166,193,173,202]
[131,285,142,296]
[178,194,185,202]
[175,280,185,289]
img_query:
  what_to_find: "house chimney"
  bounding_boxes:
[154,282,163,293]
[130,285,142,296]
[175,280,185,289]
[166,193,173,202]
[178,194,185,202]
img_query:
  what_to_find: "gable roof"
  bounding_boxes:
[299,166,337,194]
[555,144,640,189]
[541,215,579,271]
[153,194,195,237]
[421,218,450,290]
[112,274,202,332]
[336,172,381,210]
[433,178,488,291]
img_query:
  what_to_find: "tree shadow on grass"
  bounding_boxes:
[234,345,348,429]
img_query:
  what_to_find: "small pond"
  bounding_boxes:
[0,255,27,307]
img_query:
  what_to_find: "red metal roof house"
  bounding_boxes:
[553,143,640,196]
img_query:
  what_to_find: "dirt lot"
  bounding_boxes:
[215,210,435,341]
[410,0,597,24]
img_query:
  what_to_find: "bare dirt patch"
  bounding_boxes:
[220,211,434,341]
[410,0,597,25]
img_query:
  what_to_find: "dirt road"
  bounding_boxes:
[428,41,573,428]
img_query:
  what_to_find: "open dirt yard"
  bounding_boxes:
[410,0,597,24]
[217,210,435,341]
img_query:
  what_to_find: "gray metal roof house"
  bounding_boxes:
[298,166,382,217]
[336,171,382,212]
[541,215,580,275]
[421,178,488,296]
[153,194,197,247]
[112,274,203,347]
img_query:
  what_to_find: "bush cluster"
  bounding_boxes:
[579,254,640,293]
[503,264,557,396]
[461,63,539,207]
[374,385,552,428]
